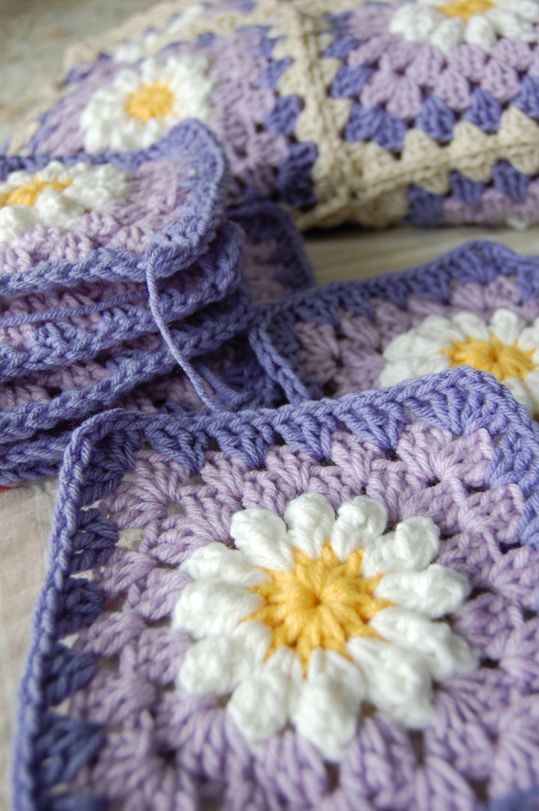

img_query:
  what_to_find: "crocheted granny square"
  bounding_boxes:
[0,198,314,381]
[0,120,226,295]
[8,1,342,227]
[15,366,539,810]
[250,240,539,413]
[11,0,539,229]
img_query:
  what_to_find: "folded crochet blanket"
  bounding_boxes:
[10,0,539,229]
[15,367,539,810]
[250,240,539,414]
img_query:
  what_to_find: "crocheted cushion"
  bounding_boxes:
[0,120,226,294]
[15,367,539,810]
[250,240,539,413]
[10,0,539,229]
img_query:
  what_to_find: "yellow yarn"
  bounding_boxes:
[437,0,494,19]
[444,335,536,381]
[0,177,72,208]
[247,542,391,672]
[124,82,176,122]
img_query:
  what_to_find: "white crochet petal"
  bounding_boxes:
[382,327,448,362]
[516,321,539,352]
[230,507,293,571]
[504,376,534,414]
[415,314,465,343]
[362,516,440,577]
[371,607,479,680]
[522,369,539,411]
[502,0,539,21]
[228,648,302,742]
[375,563,471,619]
[172,580,262,637]
[293,650,364,761]
[181,542,268,587]
[348,637,435,728]
[464,13,497,51]
[489,309,527,344]
[179,633,254,696]
[284,492,335,558]
[378,354,449,388]
[429,17,464,54]
[331,496,388,561]
[452,312,490,341]
[0,206,38,245]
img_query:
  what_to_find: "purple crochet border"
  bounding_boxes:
[13,365,539,811]
[249,240,539,402]
[0,120,227,295]
[0,221,242,382]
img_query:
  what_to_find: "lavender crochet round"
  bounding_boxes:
[14,367,539,810]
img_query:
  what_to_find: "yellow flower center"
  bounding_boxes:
[437,0,494,19]
[0,177,72,208]
[247,542,391,673]
[444,334,536,381]
[125,82,176,122]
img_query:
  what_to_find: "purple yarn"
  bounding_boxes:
[0,336,281,484]
[13,367,539,809]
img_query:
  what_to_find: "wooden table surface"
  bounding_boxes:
[2,2,539,806]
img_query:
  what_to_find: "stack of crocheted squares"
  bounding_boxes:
[15,366,539,810]
[9,0,539,229]
[0,120,315,483]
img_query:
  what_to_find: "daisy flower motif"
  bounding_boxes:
[172,493,477,760]
[388,0,539,56]
[80,53,215,153]
[380,308,539,414]
[0,161,129,246]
